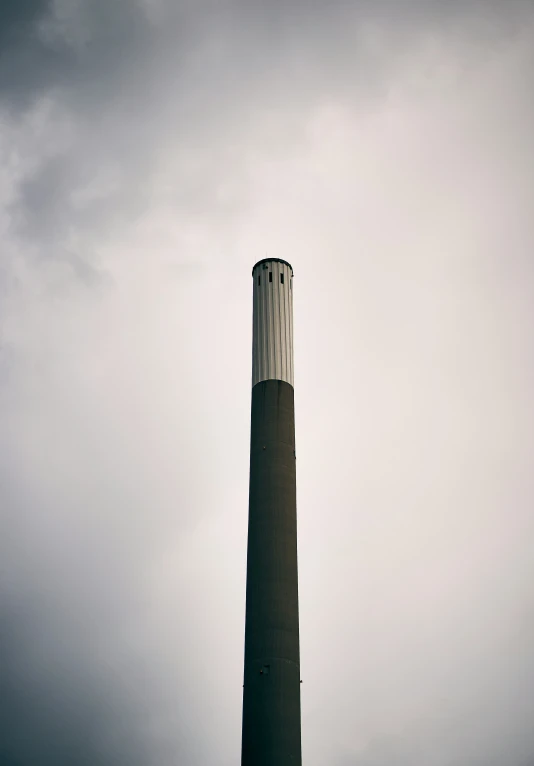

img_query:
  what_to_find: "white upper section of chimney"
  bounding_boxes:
[252,259,294,388]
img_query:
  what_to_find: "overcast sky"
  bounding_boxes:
[1,1,534,765]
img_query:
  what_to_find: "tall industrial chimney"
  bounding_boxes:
[241,258,302,766]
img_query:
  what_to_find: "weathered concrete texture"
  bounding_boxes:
[241,378,301,766]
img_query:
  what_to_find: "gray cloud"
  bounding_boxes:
[1,595,148,766]
[4,0,531,254]
[0,1,156,106]
[1,2,534,765]
[0,1,74,107]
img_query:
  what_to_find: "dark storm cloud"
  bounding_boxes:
[1,598,147,766]
[0,407,207,764]
[0,449,143,765]
[4,0,533,254]
[1,0,531,107]
[0,458,148,765]
[0,0,49,49]
[0,0,155,107]
[0,1,70,106]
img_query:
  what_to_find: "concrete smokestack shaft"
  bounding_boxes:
[241,259,302,766]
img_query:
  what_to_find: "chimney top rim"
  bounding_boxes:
[252,258,293,276]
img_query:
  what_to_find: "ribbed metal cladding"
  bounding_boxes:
[252,259,294,388]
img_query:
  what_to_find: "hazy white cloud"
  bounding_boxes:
[1,2,533,764]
